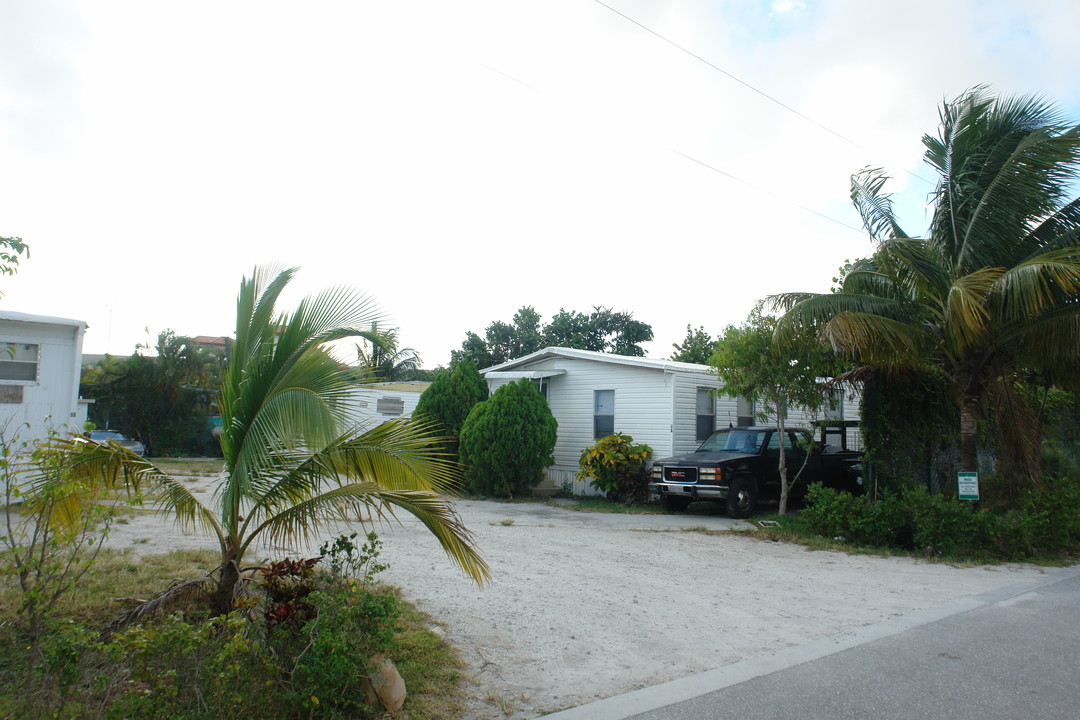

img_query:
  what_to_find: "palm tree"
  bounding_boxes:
[68,266,488,617]
[775,88,1080,481]
[354,323,423,382]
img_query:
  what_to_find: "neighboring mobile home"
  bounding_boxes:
[482,346,860,495]
[0,310,90,445]
[344,381,431,429]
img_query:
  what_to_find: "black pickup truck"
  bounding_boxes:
[648,426,862,518]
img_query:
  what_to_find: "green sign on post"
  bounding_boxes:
[958,471,979,500]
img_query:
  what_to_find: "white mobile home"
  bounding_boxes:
[344,381,430,429]
[482,346,862,495]
[482,347,751,495]
[0,310,89,444]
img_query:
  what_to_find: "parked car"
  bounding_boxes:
[89,430,146,456]
[648,426,862,518]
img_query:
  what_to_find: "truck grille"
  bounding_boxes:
[663,466,697,483]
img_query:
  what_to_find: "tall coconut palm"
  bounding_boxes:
[775,88,1080,480]
[67,266,488,616]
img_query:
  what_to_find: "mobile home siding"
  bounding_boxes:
[0,312,87,446]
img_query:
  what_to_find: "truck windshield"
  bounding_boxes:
[698,429,764,453]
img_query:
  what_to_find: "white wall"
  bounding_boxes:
[0,314,86,446]
[485,355,728,495]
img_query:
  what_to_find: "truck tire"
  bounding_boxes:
[661,493,691,511]
[726,476,758,518]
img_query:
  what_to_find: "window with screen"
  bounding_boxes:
[696,388,715,442]
[594,389,614,439]
[0,343,38,382]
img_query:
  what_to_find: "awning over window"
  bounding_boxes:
[483,370,567,380]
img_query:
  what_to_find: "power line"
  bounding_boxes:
[592,0,934,187]
[671,150,868,235]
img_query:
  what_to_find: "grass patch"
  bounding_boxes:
[151,457,225,477]
[553,497,662,514]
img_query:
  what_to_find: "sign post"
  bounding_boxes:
[958,471,979,501]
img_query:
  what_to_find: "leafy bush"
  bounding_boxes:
[0,533,408,719]
[576,433,653,504]
[800,478,1080,561]
[459,379,557,497]
[414,359,489,458]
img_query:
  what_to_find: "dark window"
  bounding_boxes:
[594,389,614,439]
[375,396,405,416]
[695,388,715,442]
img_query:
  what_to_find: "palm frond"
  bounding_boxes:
[996,247,1080,321]
[246,483,489,585]
[850,167,911,241]
[822,311,927,366]
[241,418,459,533]
[152,475,225,550]
[99,575,217,640]
[944,267,1001,349]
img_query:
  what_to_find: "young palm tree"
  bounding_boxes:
[68,266,488,617]
[775,88,1080,480]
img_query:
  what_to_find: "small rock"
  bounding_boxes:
[364,654,407,714]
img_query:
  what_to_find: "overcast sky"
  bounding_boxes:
[3,0,1079,367]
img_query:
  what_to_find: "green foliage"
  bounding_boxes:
[452,305,654,368]
[0,545,463,720]
[711,305,839,419]
[0,236,29,292]
[319,531,389,584]
[859,368,960,493]
[669,325,717,364]
[353,322,423,382]
[80,330,224,455]
[414,358,489,457]
[62,266,490,619]
[711,304,841,514]
[576,433,653,504]
[459,379,557,497]
[0,424,132,663]
[800,479,1080,561]
[776,88,1080,486]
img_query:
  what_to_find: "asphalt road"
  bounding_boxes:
[547,565,1080,720]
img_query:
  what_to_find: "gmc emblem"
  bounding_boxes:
[670,471,686,478]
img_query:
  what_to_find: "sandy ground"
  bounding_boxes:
[103,472,1053,719]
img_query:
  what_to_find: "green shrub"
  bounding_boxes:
[800,478,1080,561]
[576,433,653,504]
[459,379,557,497]
[98,610,278,720]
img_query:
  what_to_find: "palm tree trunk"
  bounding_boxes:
[959,396,980,473]
[212,542,241,616]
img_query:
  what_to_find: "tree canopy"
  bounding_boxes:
[710,305,840,514]
[452,305,654,368]
[353,323,423,382]
[670,324,717,364]
[775,88,1080,487]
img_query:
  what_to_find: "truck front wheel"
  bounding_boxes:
[661,493,691,511]
[726,476,758,518]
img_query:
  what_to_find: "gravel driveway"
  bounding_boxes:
[105,482,1050,719]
